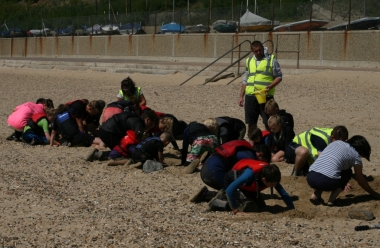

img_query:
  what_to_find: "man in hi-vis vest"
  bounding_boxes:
[238,41,282,145]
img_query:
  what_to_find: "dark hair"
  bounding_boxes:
[121,77,137,97]
[331,125,348,141]
[251,40,263,48]
[177,120,188,136]
[254,145,271,163]
[36,98,45,104]
[56,104,69,114]
[44,99,54,109]
[347,135,371,161]
[261,164,281,183]
[141,109,159,127]
[36,98,54,109]
[248,126,262,141]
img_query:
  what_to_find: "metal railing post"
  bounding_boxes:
[238,43,242,75]
[297,33,300,69]
[275,32,301,69]
[180,39,252,86]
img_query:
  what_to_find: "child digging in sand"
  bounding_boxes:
[22,108,57,145]
[307,135,380,206]
[105,132,172,167]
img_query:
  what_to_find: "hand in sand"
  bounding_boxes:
[344,183,352,192]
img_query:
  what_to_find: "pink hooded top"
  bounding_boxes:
[7,102,45,131]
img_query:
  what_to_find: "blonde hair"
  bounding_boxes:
[45,108,57,118]
[203,118,218,135]
[268,115,284,141]
[265,99,279,115]
[268,114,282,127]
[159,117,174,134]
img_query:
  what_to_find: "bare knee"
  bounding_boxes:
[296,146,309,158]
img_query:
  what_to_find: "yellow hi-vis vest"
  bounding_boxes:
[245,54,275,96]
[292,127,333,165]
[119,87,141,100]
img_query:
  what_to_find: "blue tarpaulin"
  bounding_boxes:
[161,22,185,33]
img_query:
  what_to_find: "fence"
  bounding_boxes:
[0,0,379,33]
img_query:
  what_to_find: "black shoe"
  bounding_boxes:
[85,148,98,161]
[291,166,305,176]
[7,135,21,142]
[189,186,209,203]
[6,134,15,141]
[238,200,259,212]
[207,189,226,211]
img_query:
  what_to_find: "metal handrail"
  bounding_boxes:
[275,33,300,69]
[179,39,252,86]
[202,50,251,85]
[226,71,246,85]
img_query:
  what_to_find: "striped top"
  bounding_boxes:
[309,140,362,179]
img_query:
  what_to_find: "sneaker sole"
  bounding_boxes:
[185,159,200,174]
[199,151,209,163]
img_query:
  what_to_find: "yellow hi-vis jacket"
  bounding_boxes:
[245,54,275,96]
[293,127,333,165]
[119,87,141,100]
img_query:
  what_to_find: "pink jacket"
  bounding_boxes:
[7,102,45,131]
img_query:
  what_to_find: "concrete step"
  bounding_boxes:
[1,58,241,77]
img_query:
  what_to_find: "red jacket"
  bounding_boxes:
[112,130,139,157]
[231,159,268,192]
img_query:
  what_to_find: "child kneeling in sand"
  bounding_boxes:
[104,132,172,167]
[265,99,294,130]
[50,104,102,147]
[22,108,57,145]
[307,135,380,206]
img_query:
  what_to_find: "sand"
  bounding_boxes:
[1,66,380,247]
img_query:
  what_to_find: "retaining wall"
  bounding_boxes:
[0,30,379,68]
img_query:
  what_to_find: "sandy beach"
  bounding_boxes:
[1,66,380,247]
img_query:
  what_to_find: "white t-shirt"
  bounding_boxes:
[309,140,362,179]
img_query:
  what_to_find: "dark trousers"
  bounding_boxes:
[200,155,228,191]
[99,128,123,149]
[307,169,353,191]
[244,95,273,129]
